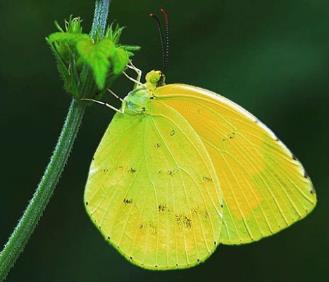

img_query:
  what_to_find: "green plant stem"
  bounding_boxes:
[0,100,85,281]
[91,0,110,37]
[0,1,111,281]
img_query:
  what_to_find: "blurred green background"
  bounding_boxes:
[0,0,328,281]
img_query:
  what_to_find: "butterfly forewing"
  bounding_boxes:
[84,102,223,270]
[155,84,316,244]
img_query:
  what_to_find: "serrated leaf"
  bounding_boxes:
[76,38,116,89]
[122,45,141,52]
[111,48,130,75]
[47,32,90,44]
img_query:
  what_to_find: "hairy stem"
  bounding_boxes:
[0,100,85,281]
[0,1,111,280]
[91,0,110,37]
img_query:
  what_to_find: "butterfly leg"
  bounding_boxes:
[81,98,123,113]
[123,71,144,87]
[107,88,123,102]
[127,60,142,83]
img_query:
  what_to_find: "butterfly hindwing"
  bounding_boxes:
[84,102,223,269]
[155,84,316,244]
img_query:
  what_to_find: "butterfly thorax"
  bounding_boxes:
[122,70,165,115]
[122,87,151,114]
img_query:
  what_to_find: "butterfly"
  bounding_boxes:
[84,68,317,270]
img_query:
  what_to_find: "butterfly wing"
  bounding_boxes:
[155,84,316,245]
[84,102,223,269]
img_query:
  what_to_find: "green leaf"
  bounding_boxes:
[105,24,125,44]
[47,32,89,44]
[121,45,141,52]
[112,48,130,75]
[47,17,140,96]
[76,38,116,89]
[65,17,84,33]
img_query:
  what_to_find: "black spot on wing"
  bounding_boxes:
[168,169,179,176]
[129,167,136,174]
[304,170,309,179]
[221,131,237,143]
[158,204,168,212]
[123,198,133,205]
[176,214,192,229]
[228,132,236,139]
[138,222,157,234]
[203,176,213,182]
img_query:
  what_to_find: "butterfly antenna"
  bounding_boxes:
[149,12,166,71]
[160,8,169,70]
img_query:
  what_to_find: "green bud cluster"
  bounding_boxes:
[46,16,140,99]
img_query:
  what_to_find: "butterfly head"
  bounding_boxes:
[145,70,166,91]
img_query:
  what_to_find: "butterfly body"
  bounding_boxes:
[84,70,316,270]
[122,87,152,114]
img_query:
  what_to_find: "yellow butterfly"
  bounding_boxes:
[84,69,316,270]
